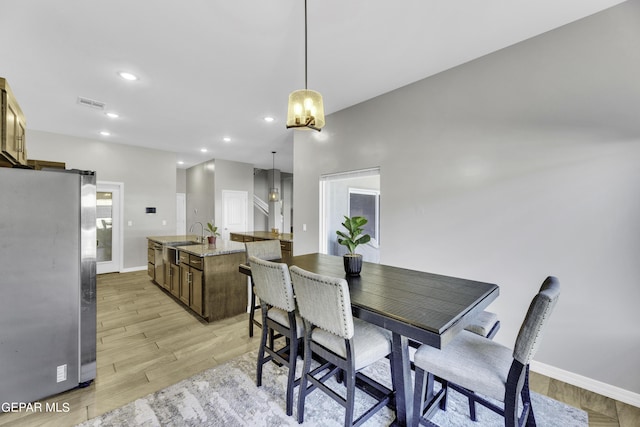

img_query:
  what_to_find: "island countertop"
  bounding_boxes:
[147,235,200,244]
[175,240,246,257]
[230,231,293,242]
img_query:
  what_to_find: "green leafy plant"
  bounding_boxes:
[206,222,220,237]
[337,215,371,255]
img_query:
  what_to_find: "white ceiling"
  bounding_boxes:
[0,0,627,172]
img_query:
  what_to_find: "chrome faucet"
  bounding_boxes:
[189,222,204,243]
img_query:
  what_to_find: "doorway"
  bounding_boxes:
[221,190,248,240]
[320,168,380,263]
[96,182,123,274]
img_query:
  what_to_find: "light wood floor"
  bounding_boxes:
[0,270,638,426]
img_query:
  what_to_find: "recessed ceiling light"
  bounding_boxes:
[200,148,208,153]
[177,161,184,165]
[118,71,138,81]
[264,116,275,122]
[100,131,111,136]
[223,137,231,142]
[106,112,119,119]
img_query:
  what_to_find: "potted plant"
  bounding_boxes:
[336,215,371,276]
[206,222,220,245]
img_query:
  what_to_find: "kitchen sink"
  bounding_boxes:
[166,240,202,246]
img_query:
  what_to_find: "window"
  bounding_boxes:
[348,188,380,247]
[320,167,380,263]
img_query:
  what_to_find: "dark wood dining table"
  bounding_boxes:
[239,253,499,427]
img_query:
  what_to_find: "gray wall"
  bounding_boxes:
[293,1,640,397]
[186,159,215,232]
[176,169,186,193]
[27,130,177,270]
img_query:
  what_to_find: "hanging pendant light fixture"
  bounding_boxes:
[268,151,280,202]
[286,0,325,131]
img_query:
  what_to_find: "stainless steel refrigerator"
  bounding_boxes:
[0,166,97,407]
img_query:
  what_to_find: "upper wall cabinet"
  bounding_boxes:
[1,78,27,167]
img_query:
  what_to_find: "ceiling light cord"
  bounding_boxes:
[304,0,308,90]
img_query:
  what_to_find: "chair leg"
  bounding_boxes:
[256,310,269,387]
[284,322,299,416]
[468,391,477,421]
[344,367,356,427]
[297,331,313,424]
[249,285,257,337]
[413,367,427,427]
[522,369,536,427]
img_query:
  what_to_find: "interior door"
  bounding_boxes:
[96,182,122,274]
[222,190,248,240]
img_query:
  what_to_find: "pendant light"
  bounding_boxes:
[286,0,325,131]
[268,151,280,202]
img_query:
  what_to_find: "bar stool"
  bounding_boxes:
[249,255,302,416]
[244,240,282,337]
[290,266,395,427]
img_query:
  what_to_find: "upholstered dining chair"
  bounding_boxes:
[245,240,282,337]
[412,276,561,427]
[289,266,395,427]
[249,255,303,416]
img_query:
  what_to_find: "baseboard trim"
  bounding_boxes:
[120,265,148,273]
[531,361,640,407]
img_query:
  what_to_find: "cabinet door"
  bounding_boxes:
[170,264,180,297]
[190,268,203,316]
[2,94,26,164]
[179,265,190,304]
[171,264,189,298]
[163,263,171,290]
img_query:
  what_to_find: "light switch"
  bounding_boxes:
[162,220,167,226]
[303,224,307,232]
[128,220,133,226]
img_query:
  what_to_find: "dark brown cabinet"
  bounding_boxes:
[230,231,293,263]
[1,78,27,167]
[178,252,204,316]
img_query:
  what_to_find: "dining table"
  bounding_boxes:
[239,252,499,427]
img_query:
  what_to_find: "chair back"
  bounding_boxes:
[248,256,296,313]
[290,266,354,339]
[513,276,561,365]
[245,240,282,263]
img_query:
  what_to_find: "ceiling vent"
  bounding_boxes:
[77,96,106,110]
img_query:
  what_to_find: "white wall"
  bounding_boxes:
[293,1,640,398]
[28,130,177,270]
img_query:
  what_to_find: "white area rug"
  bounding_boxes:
[77,350,587,426]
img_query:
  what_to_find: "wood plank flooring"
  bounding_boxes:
[0,270,638,426]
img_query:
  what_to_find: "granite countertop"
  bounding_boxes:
[176,239,246,257]
[147,235,201,244]
[233,231,294,242]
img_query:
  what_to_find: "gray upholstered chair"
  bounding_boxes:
[245,240,282,337]
[408,309,500,418]
[412,276,560,427]
[290,266,394,427]
[249,255,303,416]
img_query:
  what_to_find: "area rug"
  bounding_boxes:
[77,350,587,426]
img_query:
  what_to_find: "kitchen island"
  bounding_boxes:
[147,236,247,322]
[229,231,293,263]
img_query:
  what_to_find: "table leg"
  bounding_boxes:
[391,333,412,427]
